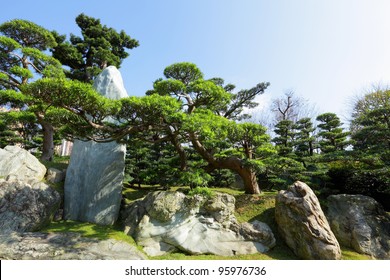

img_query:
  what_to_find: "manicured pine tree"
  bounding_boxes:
[0,19,65,160]
[51,13,139,83]
[272,119,295,157]
[316,112,349,154]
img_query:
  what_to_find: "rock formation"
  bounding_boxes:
[327,194,390,259]
[0,145,46,182]
[121,191,276,257]
[0,232,146,260]
[64,66,128,225]
[0,178,61,233]
[275,181,341,259]
[46,167,66,184]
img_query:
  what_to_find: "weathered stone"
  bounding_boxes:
[0,146,46,181]
[122,191,276,257]
[64,66,128,225]
[0,232,146,260]
[327,194,390,259]
[64,140,126,225]
[0,178,60,233]
[275,181,341,260]
[46,167,66,183]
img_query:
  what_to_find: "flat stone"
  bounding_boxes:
[0,232,146,260]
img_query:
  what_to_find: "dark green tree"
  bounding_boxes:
[351,90,390,156]
[149,62,271,194]
[294,117,316,158]
[316,112,349,154]
[51,13,139,83]
[0,19,65,160]
[272,119,295,157]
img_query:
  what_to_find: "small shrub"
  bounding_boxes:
[188,186,214,198]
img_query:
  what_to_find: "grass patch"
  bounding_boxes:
[39,155,70,171]
[341,247,372,260]
[41,220,140,249]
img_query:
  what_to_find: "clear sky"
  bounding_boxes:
[1,0,390,120]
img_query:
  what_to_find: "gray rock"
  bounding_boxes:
[46,167,66,183]
[0,178,60,233]
[64,66,128,225]
[122,191,275,257]
[327,194,390,259]
[64,140,126,225]
[275,181,341,260]
[0,146,46,181]
[0,232,146,260]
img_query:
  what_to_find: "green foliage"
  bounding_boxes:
[316,112,349,153]
[272,119,295,157]
[188,186,214,198]
[0,19,57,50]
[351,90,390,157]
[41,220,139,248]
[0,19,66,159]
[51,13,139,82]
[179,170,212,189]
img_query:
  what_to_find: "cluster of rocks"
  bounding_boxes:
[0,143,143,260]
[275,181,390,260]
[122,191,276,256]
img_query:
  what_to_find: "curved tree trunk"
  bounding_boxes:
[190,132,261,194]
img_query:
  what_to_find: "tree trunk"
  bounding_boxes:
[235,164,260,194]
[190,133,260,194]
[40,120,54,161]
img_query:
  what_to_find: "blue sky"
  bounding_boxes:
[1,0,390,120]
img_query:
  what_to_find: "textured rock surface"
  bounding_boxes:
[122,191,275,257]
[64,140,126,225]
[275,181,341,260]
[0,178,60,233]
[64,66,128,225]
[0,232,146,260]
[46,167,66,183]
[0,145,46,181]
[327,194,390,259]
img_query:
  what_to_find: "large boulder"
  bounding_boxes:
[327,194,390,259]
[64,66,128,225]
[0,232,146,260]
[0,178,61,233]
[275,181,341,259]
[0,145,46,181]
[122,191,275,257]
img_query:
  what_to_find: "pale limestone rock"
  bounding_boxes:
[0,145,46,181]
[275,181,341,260]
[122,191,276,257]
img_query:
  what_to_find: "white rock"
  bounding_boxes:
[0,146,46,181]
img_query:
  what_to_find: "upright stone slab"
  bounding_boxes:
[275,181,341,260]
[64,66,128,225]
